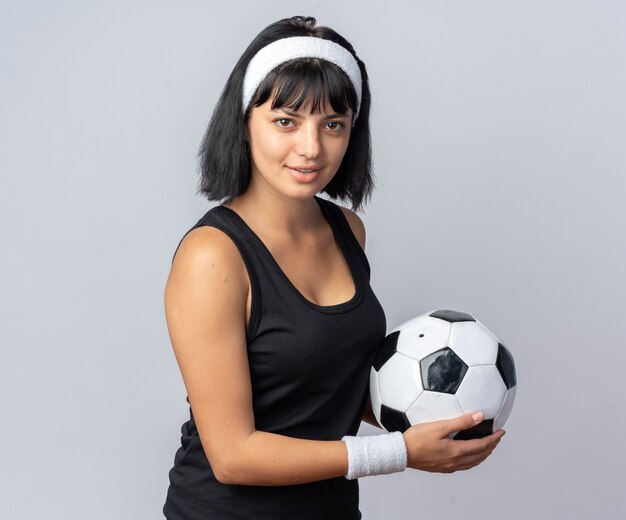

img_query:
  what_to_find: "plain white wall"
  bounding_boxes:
[2,0,625,518]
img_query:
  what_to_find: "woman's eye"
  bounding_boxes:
[326,121,345,131]
[275,118,294,128]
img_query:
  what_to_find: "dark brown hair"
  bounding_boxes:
[197,15,374,212]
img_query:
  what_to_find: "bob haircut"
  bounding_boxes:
[197,15,374,212]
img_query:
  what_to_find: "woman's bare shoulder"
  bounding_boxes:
[168,225,248,295]
[174,225,243,264]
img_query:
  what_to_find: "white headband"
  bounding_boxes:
[242,36,363,122]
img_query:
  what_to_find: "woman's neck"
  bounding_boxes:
[223,188,324,238]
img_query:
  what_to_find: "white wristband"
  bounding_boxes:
[341,431,408,480]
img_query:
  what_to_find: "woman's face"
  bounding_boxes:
[245,93,353,200]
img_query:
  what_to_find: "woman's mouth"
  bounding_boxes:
[287,166,321,183]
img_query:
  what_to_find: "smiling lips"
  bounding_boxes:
[288,165,322,173]
[287,166,321,183]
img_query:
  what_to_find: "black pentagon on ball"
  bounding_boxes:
[420,347,468,394]
[372,330,400,371]
[429,309,476,323]
[380,404,411,433]
[496,343,517,389]
[453,419,494,440]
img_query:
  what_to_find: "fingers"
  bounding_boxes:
[445,432,504,472]
[457,430,504,460]
[454,429,505,456]
[455,440,500,470]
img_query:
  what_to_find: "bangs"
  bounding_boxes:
[248,58,358,117]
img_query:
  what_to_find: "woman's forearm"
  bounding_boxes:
[219,431,349,486]
[216,396,382,486]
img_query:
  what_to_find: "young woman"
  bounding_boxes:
[162,15,505,520]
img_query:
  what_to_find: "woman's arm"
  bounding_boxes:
[165,226,349,486]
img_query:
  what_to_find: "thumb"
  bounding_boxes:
[442,411,483,435]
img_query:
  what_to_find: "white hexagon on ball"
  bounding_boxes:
[406,391,464,424]
[448,321,499,366]
[377,352,423,413]
[394,313,452,361]
[455,365,507,419]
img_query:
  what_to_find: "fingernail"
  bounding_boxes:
[472,412,483,422]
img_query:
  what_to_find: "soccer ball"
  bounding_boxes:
[370,309,517,440]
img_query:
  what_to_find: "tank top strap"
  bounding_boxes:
[314,196,372,281]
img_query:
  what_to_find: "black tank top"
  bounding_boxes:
[162,195,387,520]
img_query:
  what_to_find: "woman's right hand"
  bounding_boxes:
[402,411,505,473]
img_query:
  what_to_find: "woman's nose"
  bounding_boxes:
[294,123,321,158]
